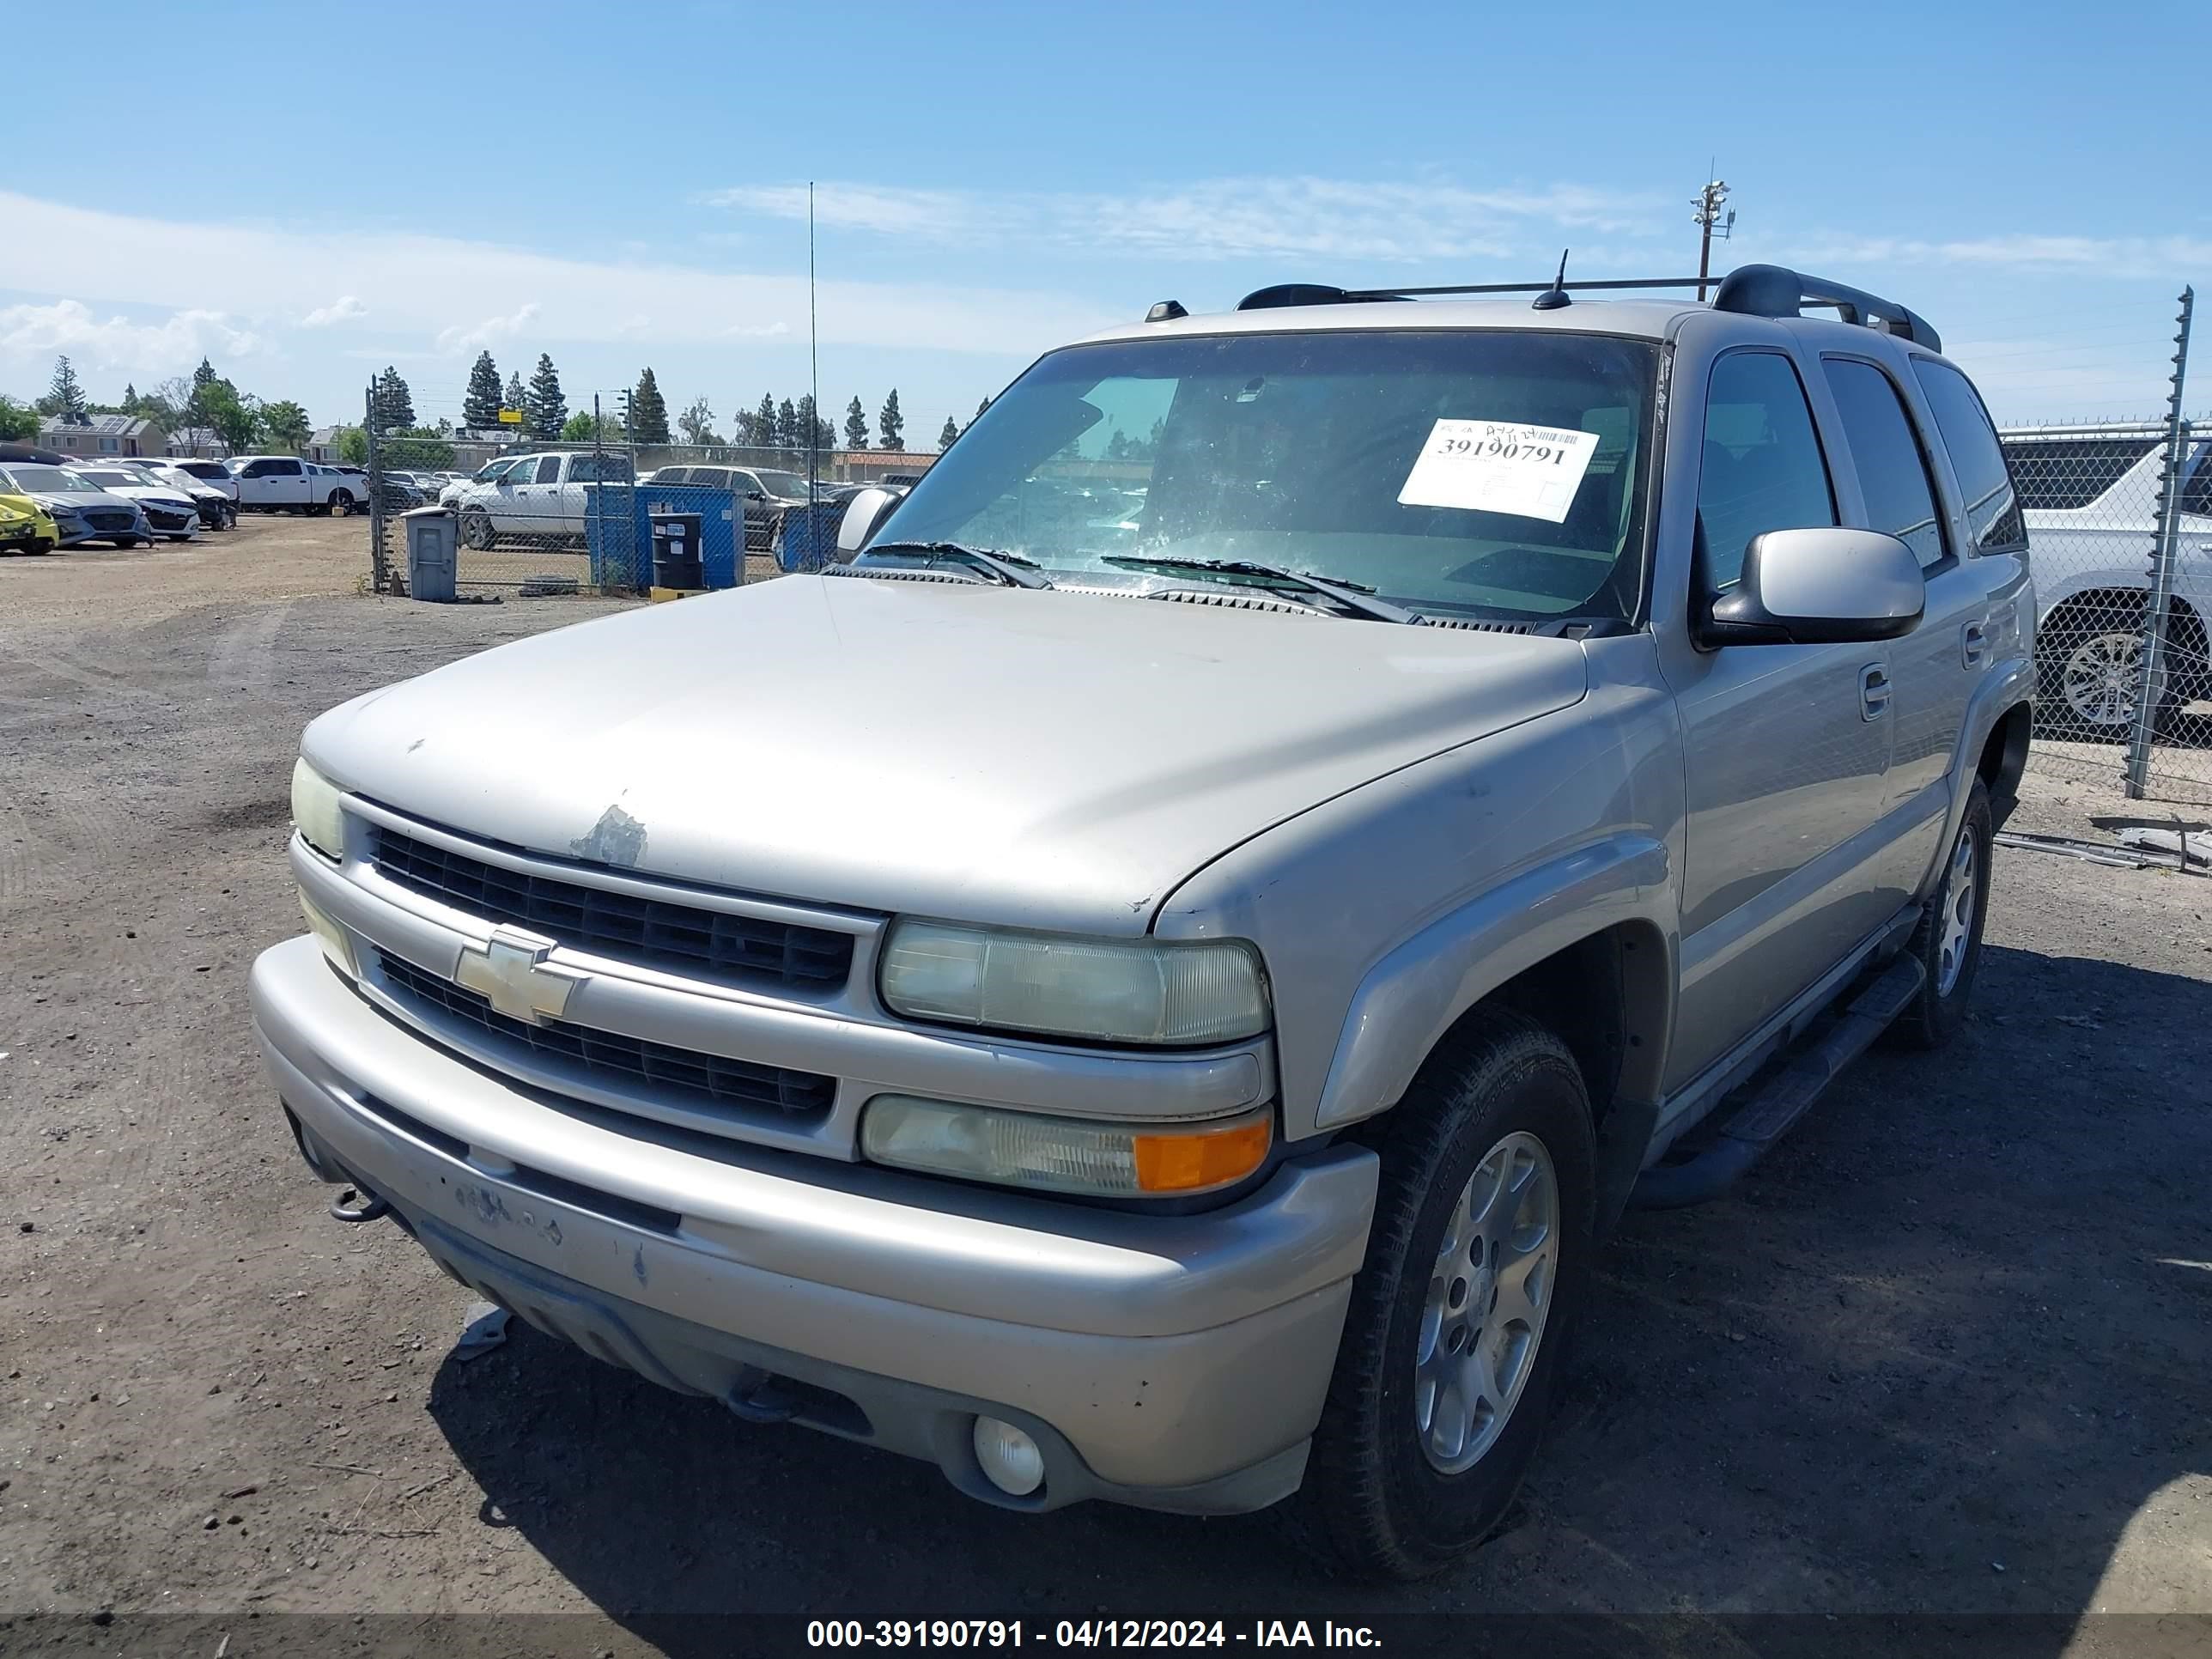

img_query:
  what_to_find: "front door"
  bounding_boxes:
[1664,347,1901,1088]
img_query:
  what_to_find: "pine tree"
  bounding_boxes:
[966,395,991,434]
[505,370,526,414]
[526,355,567,441]
[844,397,869,450]
[47,356,86,421]
[629,368,672,444]
[121,381,139,414]
[463,351,503,428]
[371,366,415,431]
[877,388,904,452]
[775,398,799,450]
[192,358,217,397]
[938,416,960,450]
[753,393,776,449]
[796,394,825,455]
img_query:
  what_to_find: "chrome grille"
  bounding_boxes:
[375,951,836,1122]
[368,824,854,992]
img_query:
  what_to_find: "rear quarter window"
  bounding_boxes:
[1912,360,2024,550]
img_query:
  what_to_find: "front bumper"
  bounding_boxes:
[251,935,1376,1513]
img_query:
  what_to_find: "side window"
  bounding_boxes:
[1820,359,1947,569]
[653,467,691,485]
[240,459,274,477]
[691,467,732,489]
[536,456,563,484]
[2001,438,2159,511]
[1697,351,1837,592]
[2181,441,2212,519]
[276,459,303,477]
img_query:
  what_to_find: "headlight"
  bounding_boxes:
[298,889,358,978]
[861,1096,1273,1197]
[289,757,346,861]
[878,920,1268,1045]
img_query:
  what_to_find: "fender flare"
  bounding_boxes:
[1312,833,1675,1132]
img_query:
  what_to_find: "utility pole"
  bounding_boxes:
[1692,174,1735,301]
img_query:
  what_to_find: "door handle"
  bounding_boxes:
[1859,664,1892,722]
[1961,622,1990,668]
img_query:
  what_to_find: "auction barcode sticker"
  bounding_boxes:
[1397,419,1601,523]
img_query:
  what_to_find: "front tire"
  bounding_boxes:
[460,509,496,550]
[1297,1011,1594,1580]
[328,489,355,517]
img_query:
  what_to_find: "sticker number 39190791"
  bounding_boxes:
[1396,419,1601,524]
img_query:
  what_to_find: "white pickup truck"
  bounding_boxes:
[230,455,365,516]
[453,450,635,548]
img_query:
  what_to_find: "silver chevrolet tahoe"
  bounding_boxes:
[252,261,2034,1580]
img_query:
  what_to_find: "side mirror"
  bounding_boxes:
[836,486,901,556]
[1701,526,1924,647]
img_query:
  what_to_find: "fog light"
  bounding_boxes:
[972,1415,1045,1497]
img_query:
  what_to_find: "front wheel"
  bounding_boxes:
[460,509,496,550]
[1297,1011,1594,1580]
[328,489,355,517]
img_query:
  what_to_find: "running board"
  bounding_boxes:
[1630,954,1926,1210]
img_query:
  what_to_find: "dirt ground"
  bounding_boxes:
[2,517,2208,1653]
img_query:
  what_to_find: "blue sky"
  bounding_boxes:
[3,0,2204,436]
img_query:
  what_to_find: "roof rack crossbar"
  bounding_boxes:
[1711,263,1942,353]
[1236,276,1703,309]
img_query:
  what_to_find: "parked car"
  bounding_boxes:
[440,455,529,508]
[375,473,432,513]
[230,455,364,516]
[0,489,58,555]
[1999,428,2212,738]
[257,263,2032,1581]
[159,457,244,508]
[647,463,810,550]
[69,465,201,541]
[453,449,635,548]
[137,463,240,529]
[0,463,153,548]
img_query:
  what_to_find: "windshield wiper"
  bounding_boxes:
[1097,556,1419,624]
[861,541,1053,589]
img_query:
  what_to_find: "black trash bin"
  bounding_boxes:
[649,511,704,590]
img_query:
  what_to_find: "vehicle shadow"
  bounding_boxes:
[426,941,2210,1652]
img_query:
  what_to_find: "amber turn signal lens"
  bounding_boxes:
[1132,1115,1273,1194]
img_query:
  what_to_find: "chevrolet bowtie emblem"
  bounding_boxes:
[453,926,586,1025]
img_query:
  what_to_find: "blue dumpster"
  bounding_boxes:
[776,501,848,572]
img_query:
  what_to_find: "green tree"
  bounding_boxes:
[371,366,415,431]
[561,410,605,441]
[677,398,719,446]
[503,370,526,415]
[199,379,262,455]
[192,357,217,397]
[629,368,672,444]
[796,394,833,456]
[40,355,87,420]
[261,399,312,450]
[337,426,368,465]
[0,395,40,440]
[937,416,959,450]
[877,388,904,452]
[463,350,504,428]
[753,392,776,449]
[775,398,799,450]
[525,354,567,441]
[843,397,870,450]
[969,395,990,432]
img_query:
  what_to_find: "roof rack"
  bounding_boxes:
[1232,262,1941,353]
[1710,264,1941,353]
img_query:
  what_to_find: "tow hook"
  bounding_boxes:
[723,1367,800,1424]
[329,1183,392,1224]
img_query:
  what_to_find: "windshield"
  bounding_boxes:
[474,459,515,482]
[1,466,92,492]
[753,470,809,497]
[875,330,1659,622]
[77,470,137,486]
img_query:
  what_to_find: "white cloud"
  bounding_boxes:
[300,295,366,327]
[436,302,542,355]
[705,176,1663,263]
[0,298,261,374]
[0,190,1116,358]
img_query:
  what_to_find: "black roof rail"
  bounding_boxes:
[1236,276,1701,309]
[1711,263,1942,353]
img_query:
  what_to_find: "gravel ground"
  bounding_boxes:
[2,518,2208,1652]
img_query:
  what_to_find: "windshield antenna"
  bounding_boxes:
[1532,249,1571,310]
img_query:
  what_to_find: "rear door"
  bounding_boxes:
[1663,345,1903,1083]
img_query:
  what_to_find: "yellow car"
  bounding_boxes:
[1,491,57,555]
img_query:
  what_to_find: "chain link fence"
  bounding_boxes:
[367,390,938,599]
[2003,291,2208,805]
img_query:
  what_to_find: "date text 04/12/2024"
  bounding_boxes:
[805,1620,1383,1649]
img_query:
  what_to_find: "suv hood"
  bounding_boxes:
[307,576,1589,933]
